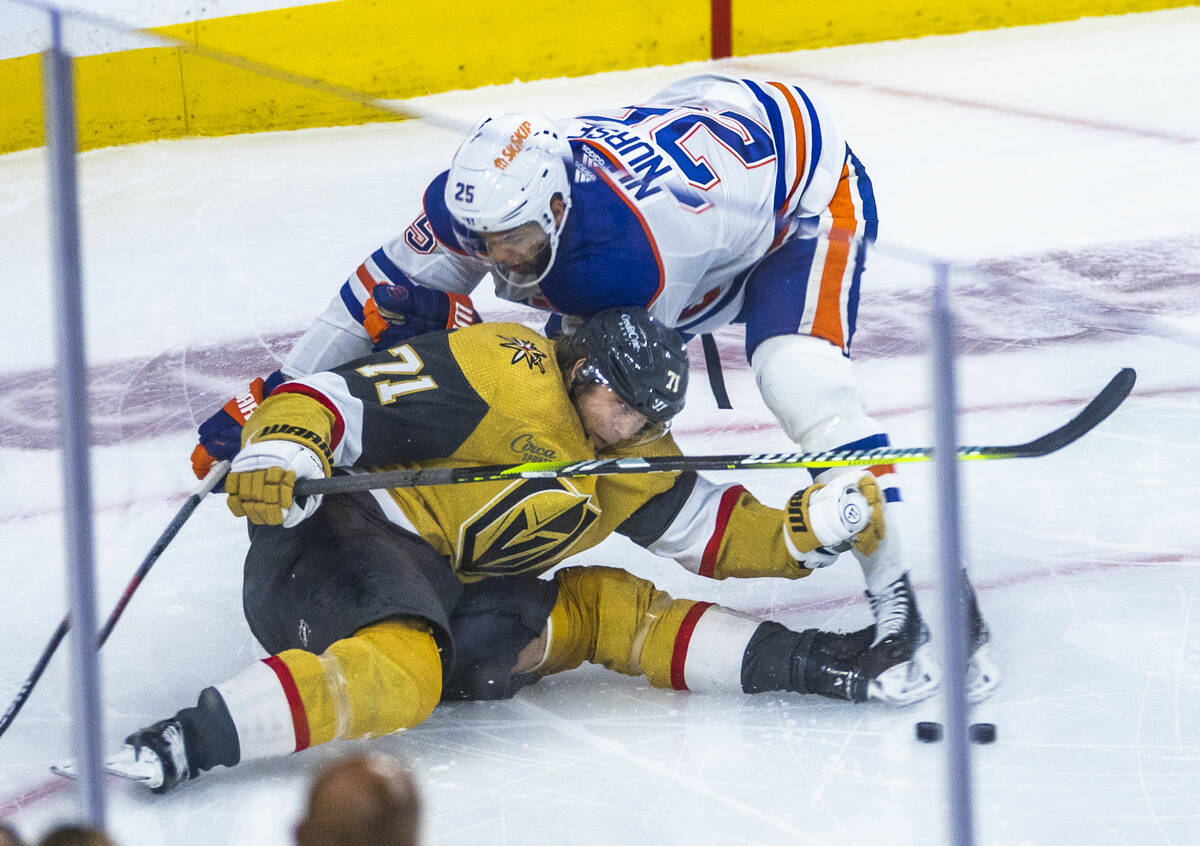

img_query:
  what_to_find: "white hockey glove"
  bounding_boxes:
[783,471,886,565]
[226,439,326,527]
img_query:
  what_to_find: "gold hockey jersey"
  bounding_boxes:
[246,322,814,584]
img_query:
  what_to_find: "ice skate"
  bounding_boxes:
[109,718,193,793]
[965,579,1000,703]
[51,718,193,793]
[860,572,941,705]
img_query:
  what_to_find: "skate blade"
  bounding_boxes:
[868,642,943,706]
[51,747,165,789]
[966,644,1001,704]
[50,760,77,781]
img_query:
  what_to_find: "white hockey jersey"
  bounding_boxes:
[282,73,855,378]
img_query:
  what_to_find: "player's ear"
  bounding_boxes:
[551,194,567,224]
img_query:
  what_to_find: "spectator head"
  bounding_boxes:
[35,825,114,846]
[0,821,24,846]
[295,753,420,846]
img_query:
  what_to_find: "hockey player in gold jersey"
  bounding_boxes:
[104,308,923,793]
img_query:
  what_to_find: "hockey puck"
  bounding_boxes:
[915,721,943,742]
[969,722,997,744]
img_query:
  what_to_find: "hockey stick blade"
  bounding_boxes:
[295,368,1135,496]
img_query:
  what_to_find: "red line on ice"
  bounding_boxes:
[743,551,1194,618]
[0,775,70,820]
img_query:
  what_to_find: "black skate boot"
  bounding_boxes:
[860,572,940,705]
[105,687,240,793]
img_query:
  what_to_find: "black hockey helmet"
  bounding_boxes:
[571,307,688,423]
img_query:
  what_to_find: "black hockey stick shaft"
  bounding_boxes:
[0,461,229,742]
[297,368,1136,496]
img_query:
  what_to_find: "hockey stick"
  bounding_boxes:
[296,368,1136,496]
[0,461,229,742]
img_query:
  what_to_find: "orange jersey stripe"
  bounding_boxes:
[767,81,808,219]
[355,263,378,294]
[356,264,392,341]
[809,165,859,348]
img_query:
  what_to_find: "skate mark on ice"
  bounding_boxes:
[742,551,1196,618]
[727,60,1199,144]
[503,696,823,844]
[0,237,1195,450]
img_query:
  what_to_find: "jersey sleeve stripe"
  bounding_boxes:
[271,382,348,452]
[766,81,808,221]
[698,484,746,578]
[791,85,823,199]
[741,79,789,225]
[338,280,367,324]
[848,147,878,241]
[355,263,379,294]
[354,264,393,342]
[370,247,413,286]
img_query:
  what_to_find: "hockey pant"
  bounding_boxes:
[533,566,764,693]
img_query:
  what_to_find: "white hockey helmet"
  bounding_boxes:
[445,113,573,291]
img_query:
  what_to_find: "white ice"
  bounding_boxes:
[1,7,1199,844]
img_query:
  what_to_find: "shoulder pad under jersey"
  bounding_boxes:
[535,164,663,315]
[423,171,469,255]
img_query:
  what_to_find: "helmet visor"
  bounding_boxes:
[450,219,553,288]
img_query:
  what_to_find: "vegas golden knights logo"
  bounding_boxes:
[457,478,600,577]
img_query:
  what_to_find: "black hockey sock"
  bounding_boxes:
[739,622,816,694]
[174,687,241,774]
[740,622,870,702]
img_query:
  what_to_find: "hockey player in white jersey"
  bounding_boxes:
[192,73,997,704]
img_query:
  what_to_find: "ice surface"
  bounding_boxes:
[1,8,1198,844]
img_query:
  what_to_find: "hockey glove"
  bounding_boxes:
[226,439,327,527]
[783,472,886,564]
[190,370,286,483]
[366,283,479,351]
